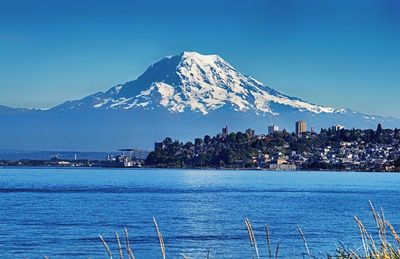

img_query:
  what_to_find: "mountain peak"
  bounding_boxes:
[53,51,337,115]
[180,51,222,62]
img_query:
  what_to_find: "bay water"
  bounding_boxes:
[0,168,399,258]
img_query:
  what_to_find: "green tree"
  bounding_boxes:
[194,138,203,146]
[375,124,384,143]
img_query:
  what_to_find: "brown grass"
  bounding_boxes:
[97,202,399,259]
[153,217,166,259]
[335,201,400,259]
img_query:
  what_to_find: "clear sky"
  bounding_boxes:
[0,0,399,117]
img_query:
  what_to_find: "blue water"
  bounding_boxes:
[0,168,399,258]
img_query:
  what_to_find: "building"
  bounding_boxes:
[268,125,279,135]
[222,126,229,135]
[246,128,255,138]
[105,149,143,168]
[217,126,229,139]
[295,120,307,135]
[269,158,297,171]
[332,125,345,131]
[154,142,165,151]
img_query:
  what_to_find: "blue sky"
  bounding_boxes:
[0,0,399,117]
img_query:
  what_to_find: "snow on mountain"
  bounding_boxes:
[2,51,398,151]
[53,51,336,115]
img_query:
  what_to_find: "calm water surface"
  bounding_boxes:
[0,168,399,258]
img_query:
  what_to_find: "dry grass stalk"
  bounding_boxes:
[369,201,388,255]
[244,218,260,259]
[275,243,280,259]
[124,227,135,259]
[336,202,400,259]
[297,225,311,256]
[385,220,400,244]
[116,232,123,259]
[153,217,166,259]
[100,228,135,259]
[99,234,113,259]
[265,225,272,259]
[96,203,400,259]
[354,216,369,256]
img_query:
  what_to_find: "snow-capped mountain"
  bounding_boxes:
[53,51,337,115]
[0,51,398,151]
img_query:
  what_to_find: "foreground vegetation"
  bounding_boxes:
[98,202,400,258]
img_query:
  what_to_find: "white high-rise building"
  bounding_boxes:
[331,125,345,131]
[268,125,279,135]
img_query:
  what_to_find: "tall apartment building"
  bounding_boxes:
[268,125,279,135]
[295,120,307,135]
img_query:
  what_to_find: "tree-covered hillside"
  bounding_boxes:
[146,125,400,171]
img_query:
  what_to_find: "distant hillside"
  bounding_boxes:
[0,149,149,161]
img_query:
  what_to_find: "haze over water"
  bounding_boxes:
[0,168,399,258]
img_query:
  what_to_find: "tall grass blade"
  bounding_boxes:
[297,226,311,256]
[265,225,272,259]
[116,232,123,259]
[99,234,113,259]
[124,227,135,259]
[244,218,260,259]
[153,217,166,259]
[275,243,280,259]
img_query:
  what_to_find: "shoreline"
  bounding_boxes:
[1,165,399,174]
